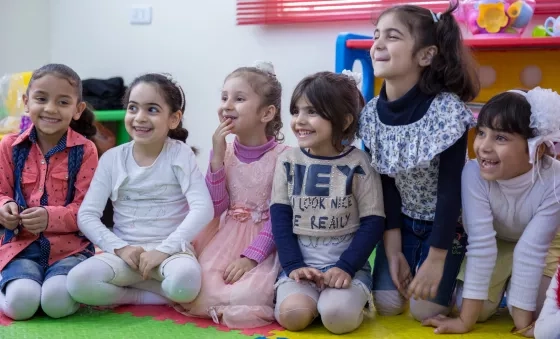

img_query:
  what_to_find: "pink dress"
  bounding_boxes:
[177,142,287,329]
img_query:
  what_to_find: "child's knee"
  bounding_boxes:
[317,285,369,334]
[161,258,202,303]
[318,299,364,334]
[275,295,317,331]
[373,290,406,316]
[41,276,79,319]
[2,279,41,320]
[409,299,450,321]
[66,262,93,299]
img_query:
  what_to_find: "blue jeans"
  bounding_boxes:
[372,215,467,307]
[0,240,91,292]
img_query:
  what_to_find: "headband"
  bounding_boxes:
[160,73,185,110]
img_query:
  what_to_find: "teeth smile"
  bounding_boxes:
[134,127,151,132]
[481,158,499,168]
[40,117,60,123]
[298,130,314,137]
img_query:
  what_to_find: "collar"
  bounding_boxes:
[12,125,89,148]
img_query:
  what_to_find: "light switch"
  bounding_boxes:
[130,5,152,25]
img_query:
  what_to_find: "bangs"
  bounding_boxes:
[476,109,516,133]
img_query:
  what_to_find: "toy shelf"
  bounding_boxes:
[346,36,560,51]
[335,33,560,102]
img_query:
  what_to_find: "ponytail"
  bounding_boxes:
[423,3,480,102]
[70,103,97,139]
[378,3,480,102]
[168,120,198,154]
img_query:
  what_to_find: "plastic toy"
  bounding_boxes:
[533,25,551,37]
[0,72,31,135]
[544,16,560,37]
[456,0,535,36]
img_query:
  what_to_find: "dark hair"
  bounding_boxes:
[123,73,192,147]
[476,90,535,140]
[27,63,97,138]
[290,71,364,151]
[226,66,284,142]
[377,3,480,102]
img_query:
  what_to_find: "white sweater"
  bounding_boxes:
[461,158,560,311]
[78,139,213,255]
[534,266,560,339]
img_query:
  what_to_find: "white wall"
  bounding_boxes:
[48,0,373,170]
[0,0,51,75]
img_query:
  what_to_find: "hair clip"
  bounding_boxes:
[341,69,362,87]
[431,10,442,23]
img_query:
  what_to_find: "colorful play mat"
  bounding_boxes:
[0,304,518,338]
[0,249,520,338]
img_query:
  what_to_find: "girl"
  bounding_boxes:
[176,61,288,329]
[271,71,386,334]
[358,3,480,321]
[0,64,99,320]
[66,73,214,306]
[423,88,560,337]
[535,266,560,338]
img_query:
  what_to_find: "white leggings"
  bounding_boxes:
[67,253,202,306]
[0,276,79,320]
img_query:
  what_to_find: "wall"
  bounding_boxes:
[0,0,51,76]
[48,0,374,170]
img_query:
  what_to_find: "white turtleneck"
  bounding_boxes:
[461,157,560,311]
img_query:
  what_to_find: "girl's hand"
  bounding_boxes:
[20,207,48,234]
[139,250,170,280]
[210,117,233,172]
[115,245,145,271]
[511,307,536,337]
[422,314,473,334]
[323,267,351,289]
[0,202,20,230]
[289,267,324,288]
[407,253,445,300]
[388,252,412,297]
[223,257,257,284]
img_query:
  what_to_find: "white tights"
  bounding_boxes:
[67,256,201,306]
[0,276,79,320]
[275,279,370,334]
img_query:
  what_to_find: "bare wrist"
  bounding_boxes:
[511,307,534,330]
[427,247,447,261]
[459,298,484,329]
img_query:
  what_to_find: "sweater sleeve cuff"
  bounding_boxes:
[0,198,14,206]
[335,260,357,277]
[206,166,226,184]
[242,247,267,264]
[104,240,130,255]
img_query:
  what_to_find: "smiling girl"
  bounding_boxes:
[358,3,480,321]
[424,88,560,337]
[67,73,213,307]
[0,64,98,320]
[271,71,385,334]
[178,61,288,329]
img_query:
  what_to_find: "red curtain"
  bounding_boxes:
[237,0,560,25]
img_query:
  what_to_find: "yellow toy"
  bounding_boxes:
[0,71,32,135]
[477,2,508,33]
